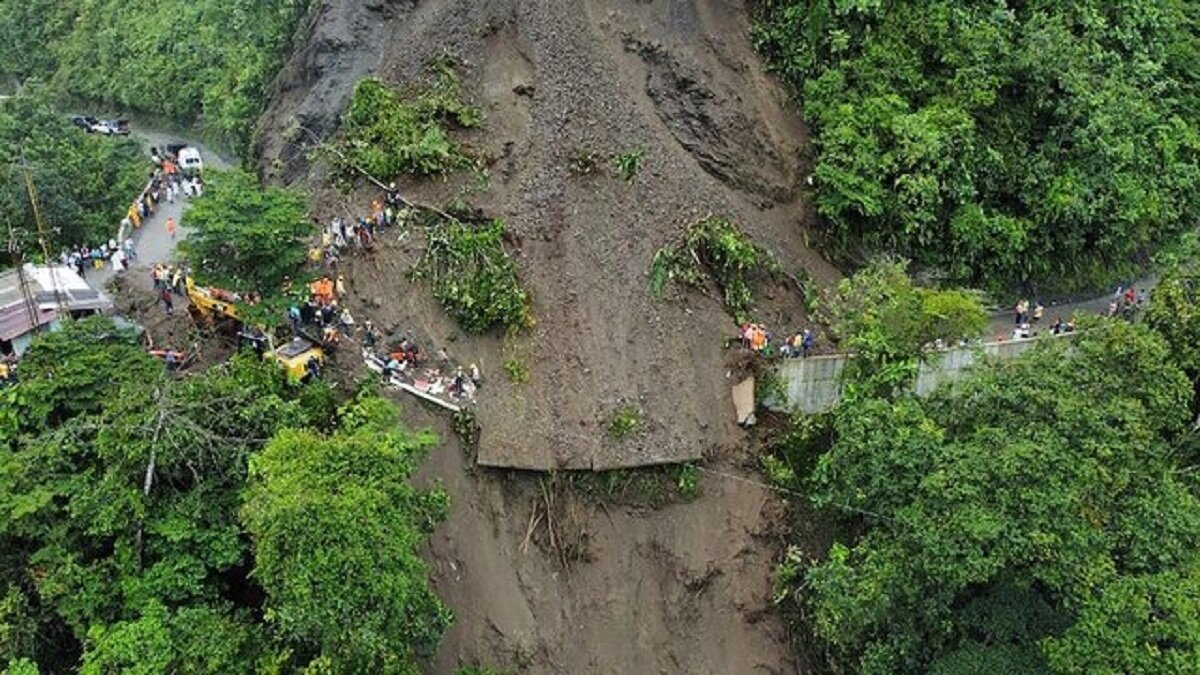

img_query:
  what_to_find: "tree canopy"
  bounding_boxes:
[180,168,313,299]
[0,82,145,252]
[755,0,1200,291]
[0,318,449,674]
[774,313,1200,673]
[0,0,309,151]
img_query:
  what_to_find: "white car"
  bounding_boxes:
[177,147,203,175]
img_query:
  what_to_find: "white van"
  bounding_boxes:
[177,147,203,175]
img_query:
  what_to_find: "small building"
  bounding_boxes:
[0,264,113,357]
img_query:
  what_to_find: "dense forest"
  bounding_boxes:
[769,255,1200,673]
[0,83,144,251]
[0,319,450,673]
[756,0,1200,291]
[0,0,308,151]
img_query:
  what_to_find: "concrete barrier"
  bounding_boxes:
[771,334,1074,413]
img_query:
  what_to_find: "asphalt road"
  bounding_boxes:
[89,129,232,289]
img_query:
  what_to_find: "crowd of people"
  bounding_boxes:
[740,322,816,358]
[310,184,409,266]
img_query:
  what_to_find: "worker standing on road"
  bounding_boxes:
[166,217,177,239]
[160,287,174,315]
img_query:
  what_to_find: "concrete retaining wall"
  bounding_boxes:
[772,334,1072,413]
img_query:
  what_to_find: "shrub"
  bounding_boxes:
[413,216,532,333]
[502,358,530,384]
[613,148,646,181]
[337,61,480,182]
[606,405,643,440]
[650,217,781,323]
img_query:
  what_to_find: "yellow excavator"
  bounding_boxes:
[186,278,324,381]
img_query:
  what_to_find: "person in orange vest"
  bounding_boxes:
[166,217,177,239]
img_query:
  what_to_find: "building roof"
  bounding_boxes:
[0,264,112,340]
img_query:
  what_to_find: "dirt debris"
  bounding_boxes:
[258,0,830,672]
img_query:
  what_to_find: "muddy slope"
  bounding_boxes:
[259,0,834,471]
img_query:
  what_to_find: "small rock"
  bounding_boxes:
[513,83,536,97]
[371,296,383,308]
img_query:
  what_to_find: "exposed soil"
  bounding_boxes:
[404,403,799,675]
[258,0,833,672]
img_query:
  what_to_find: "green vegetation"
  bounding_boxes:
[768,264,1200,673]
[650,217,781,323]
[613,148,646,182]
[242,395,451,670]
[413,215,532,334]
[0,0,309,151]
[819,260,986,393]
[336,61,481,183]
[605,405,643,440]
[0,83,144,251]
[755,0,1200,291]
[502,358,530,384]
[180,169,313,311]
[570,463,701,508]
[0,318,449,673]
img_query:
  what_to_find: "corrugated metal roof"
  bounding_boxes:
[0,264,111,340]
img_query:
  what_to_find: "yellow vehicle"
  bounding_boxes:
[186,278,324,380]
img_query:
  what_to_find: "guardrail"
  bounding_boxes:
[768,332,1077,413]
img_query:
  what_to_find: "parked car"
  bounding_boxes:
[90,118,130,136]
[71,115,130,136]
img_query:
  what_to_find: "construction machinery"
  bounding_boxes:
[186,278,324,381]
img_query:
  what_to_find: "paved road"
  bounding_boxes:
[985,277,1158,339]
[89,129,233,289]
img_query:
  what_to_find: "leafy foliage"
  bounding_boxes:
[819,260,987,392]
[0,82,145,251]
[180,169,312,302]
[0,0,309,151]
[502,358,530,384]
[755,0,1200,291]
[605,405,643,440]
[0,318,448,673]
[413,215,532,334]
[779,320,1200,673]
[649,217,781,323]
[336,62,480,182]
[613,148,646,182]
[242,395,451,672]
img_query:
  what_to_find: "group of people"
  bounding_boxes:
[311,185,410,266]
[740,322,817,358]
[1107,285,1149,320]
[60,238,137,277]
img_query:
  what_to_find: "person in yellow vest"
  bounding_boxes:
[129,203,142,228]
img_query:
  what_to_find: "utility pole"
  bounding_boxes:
[21,168,68,318]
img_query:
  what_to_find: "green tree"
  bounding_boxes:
[242,396,452,673]
[819,260,986,392]
[0,0,309,151]
[180,169,312,298]
[0,82,145,251]
[755,0,1200,292]
[788,321,1200,673]
[0,317,360,673]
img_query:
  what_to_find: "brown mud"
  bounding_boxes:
[258,1,832,672]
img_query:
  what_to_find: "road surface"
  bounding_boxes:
[984,277,1158,339]
[89,130,232,289]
